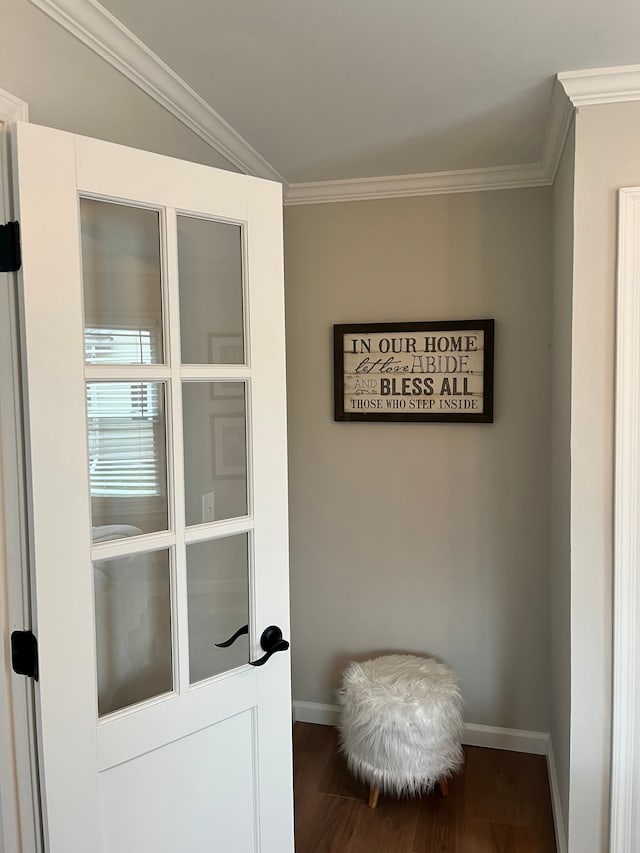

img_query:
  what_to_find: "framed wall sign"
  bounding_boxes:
[211,415,247,476]
[334,320,495,423]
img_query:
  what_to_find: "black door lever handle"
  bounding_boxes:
[215,624,248,648]
[249,625,290,667]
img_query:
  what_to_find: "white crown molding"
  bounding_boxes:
[540,78,574,184]
[27,0,285,183]
[285,78,574,205]
[559,64,640,107]
[0,89,29,123]
[284,161,549,206]
[22,0,580,202]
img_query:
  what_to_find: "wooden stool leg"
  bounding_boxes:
[437,777,449,797]
[368,785,380,809]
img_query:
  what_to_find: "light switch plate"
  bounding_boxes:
[202,491,215,523]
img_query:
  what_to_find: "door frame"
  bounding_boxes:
[0,89,42,853]
[611,186,640,853]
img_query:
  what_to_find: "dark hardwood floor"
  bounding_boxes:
[293,722,557,853]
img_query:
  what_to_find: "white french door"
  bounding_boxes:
[12,121,293,853]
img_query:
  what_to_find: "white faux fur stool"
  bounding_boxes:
[337,654,464,808]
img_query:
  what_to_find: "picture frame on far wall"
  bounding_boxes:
[212,381,244,399]
[211,415,247,477]
[208,333,244,365]
[207,333,245,399]
[334,319,495,423]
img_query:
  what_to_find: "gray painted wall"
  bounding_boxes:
[284,188,553,731]
[567,100,640,853]
[550,118,574,843]
[1,0,236,170]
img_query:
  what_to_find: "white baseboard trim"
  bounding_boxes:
[462,722,548,755]
[546,738,568,853]
[293,701,340,726]
[293,700,547,754]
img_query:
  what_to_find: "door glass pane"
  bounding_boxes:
[177,216,244,364]
[87,381,168,537]
[80,199,163,365]
[182,382,248,525]
[94,548,172,716]
[187,534,249,684]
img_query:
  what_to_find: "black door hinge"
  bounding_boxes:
[11,630,38,681]
[0,221,21,273]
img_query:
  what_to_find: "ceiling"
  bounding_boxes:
[73,0,640,184]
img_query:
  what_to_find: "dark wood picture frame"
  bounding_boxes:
[334,319,495,423]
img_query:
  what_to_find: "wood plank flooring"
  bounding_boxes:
[293,722,557,853]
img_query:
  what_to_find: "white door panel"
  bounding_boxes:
[100,712,257,853]
[13,120,293,853]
